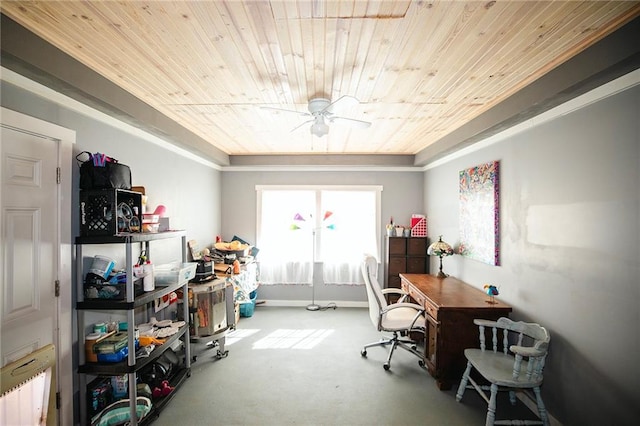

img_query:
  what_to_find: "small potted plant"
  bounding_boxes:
[386,223,394,236]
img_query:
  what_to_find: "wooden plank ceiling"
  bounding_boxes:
[2,1,639,157]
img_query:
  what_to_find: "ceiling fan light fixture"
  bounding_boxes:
[310,116,329,137]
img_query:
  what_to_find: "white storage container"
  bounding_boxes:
[154,262,197,285]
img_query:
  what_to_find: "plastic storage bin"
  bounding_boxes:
[239,290,257,317]
[79,189,142,236]
[154,262,197,285]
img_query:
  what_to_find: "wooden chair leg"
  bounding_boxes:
[533,386,550,426]
[485,383,498,426]
[456,362,472,402]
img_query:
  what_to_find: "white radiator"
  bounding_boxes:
[0,344,55,426]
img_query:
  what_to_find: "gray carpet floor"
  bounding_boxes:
[151,305,537,425]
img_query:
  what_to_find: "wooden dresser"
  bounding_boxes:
[384,237,429,300]
[400,274,512,390]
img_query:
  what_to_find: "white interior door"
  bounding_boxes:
[1,107,74,425]
[1,125,58,363]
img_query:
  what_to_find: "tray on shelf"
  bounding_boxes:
[79,325,188,375]
[155,262,198,286]
[77,280,185,310]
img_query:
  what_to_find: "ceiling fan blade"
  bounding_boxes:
[260,106,310,117]
[290,118,315,133]
[323,95,359,114]
[329,116,372,129]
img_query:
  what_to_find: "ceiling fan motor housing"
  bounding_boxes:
[308,98,331,115]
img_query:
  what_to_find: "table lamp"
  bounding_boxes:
[427,235,454,278]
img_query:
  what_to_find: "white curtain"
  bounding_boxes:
[257,190,314,285]
[320,190,377,284]
[257,186,380,285]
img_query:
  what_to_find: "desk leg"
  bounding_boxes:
[436,379,452,391]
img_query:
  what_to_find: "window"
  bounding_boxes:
[256,185,382,285]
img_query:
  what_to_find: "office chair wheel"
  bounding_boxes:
[361,349,367,357]
[418,360,425,368]
[383,362,390,371]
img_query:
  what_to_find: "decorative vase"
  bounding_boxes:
[395,227,404,237]
[386,228,394,236]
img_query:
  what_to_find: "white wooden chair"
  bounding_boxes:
[456,317,551,426]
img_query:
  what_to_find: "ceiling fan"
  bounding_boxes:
[262,96,371,137]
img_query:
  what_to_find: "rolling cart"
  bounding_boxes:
[180,277,235,361]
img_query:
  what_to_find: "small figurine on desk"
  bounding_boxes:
[483,284,499,304]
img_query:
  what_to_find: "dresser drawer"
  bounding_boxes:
[388,237,406,255]
[406,257,426,273]
[388,257,406,275]
[388,275,401,289]
[407,238,427,255]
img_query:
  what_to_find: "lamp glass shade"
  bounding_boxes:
[427,236,454,257]
[428,235,454,278]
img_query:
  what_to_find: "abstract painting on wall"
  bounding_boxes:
[459,160,500,266]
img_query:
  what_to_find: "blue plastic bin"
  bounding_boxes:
[240,290,257,317]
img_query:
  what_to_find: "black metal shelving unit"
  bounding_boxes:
[75,230,191,425]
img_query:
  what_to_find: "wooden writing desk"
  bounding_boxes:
[400,274,512,390]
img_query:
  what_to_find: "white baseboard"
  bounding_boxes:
[256,299,368,308]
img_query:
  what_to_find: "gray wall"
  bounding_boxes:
[221,170,424,302]
[423,83,640,425]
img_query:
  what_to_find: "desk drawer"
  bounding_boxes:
[424,301,438,320]
[406,284,425,306]
[402,281,439,321]
[402,282,438,320]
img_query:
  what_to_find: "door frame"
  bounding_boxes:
[1,106,75,425]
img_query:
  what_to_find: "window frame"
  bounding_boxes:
[256,184,384,263]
